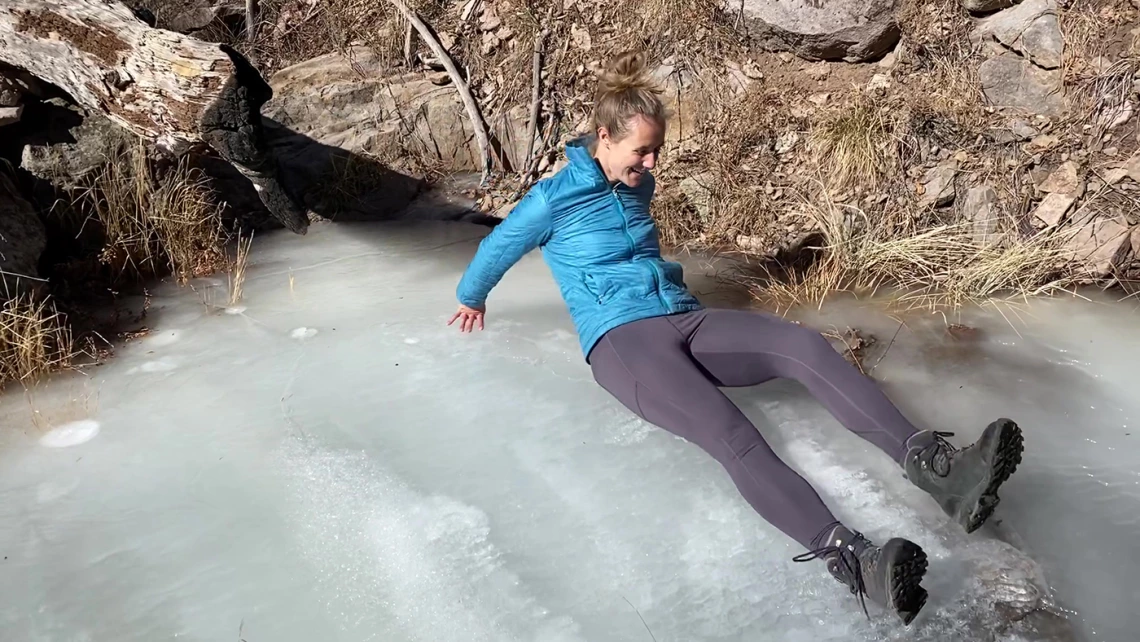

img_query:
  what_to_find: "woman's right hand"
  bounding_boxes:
[448,303,485,332]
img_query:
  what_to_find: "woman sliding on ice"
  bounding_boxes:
[448,51,1025,626]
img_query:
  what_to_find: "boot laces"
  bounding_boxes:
[792,521,872,619]
[919,430,958,477]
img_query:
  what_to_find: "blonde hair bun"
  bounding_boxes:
[596,51,659,97]
[592,50,666,140]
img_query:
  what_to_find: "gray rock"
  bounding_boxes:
[263,47,532,174]
[973,0,1062,70]
[993,118,1039,143]
[1011,119,1039,140]
[739,0,901,62]
[0,105,21,128]
[20,100,133,190]
[678,173,716,224]
[963,185,1001,245]
[962,0,1019,11]
[134,0,245,34]
[0,172,47,302]
[0,75,21,108]
[979,53,1065,118]
[1062,215,1134,278]
[1037,161,1082,195]
[1030,192,1076,228]
[920,160,958,208]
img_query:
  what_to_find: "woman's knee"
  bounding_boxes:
[784,324,841,365]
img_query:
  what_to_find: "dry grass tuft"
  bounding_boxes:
[78,143,229,286]
[809,100,898,192]
[228,231,255,305]
[740,184,1078,315]
[24,381,100,434]
[897,1,987,117]
[0,294,83,390]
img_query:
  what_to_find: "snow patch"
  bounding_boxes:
[38,420,101,448]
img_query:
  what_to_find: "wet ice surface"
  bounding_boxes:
[0,221,1136,641]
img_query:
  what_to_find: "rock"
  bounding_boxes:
[739,0,901,62]
[775,131,799,155]
[20,99,133,190]
[1125,154,1140,183]
[973,0,1062,70]
[478,15,502,31]
[963,185,1001,245]
[804,62,831,80]
[0,68,47,103]
[1011,119,1039,140]
[1101,101,1135,131]
[570,23,592,51]
[878,51,898,69]
[0,74,21,107]
[679,173,716,224]
[0,171,47,302]
[1037,161,1082,195]
[962,0,1017,11]
[142,0,246,34]
[263,47,532,174]
[0,105,21,128]
[979,53,1065,118]
[867,73,891,93]
[920,160,958,208]
[1030,192,1076,228]
[1062,215,1134,277]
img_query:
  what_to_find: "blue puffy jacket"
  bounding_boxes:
[456,135,704,360]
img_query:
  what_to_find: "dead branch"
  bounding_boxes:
[386,0,493,184]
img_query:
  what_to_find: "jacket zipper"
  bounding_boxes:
[612,184,669,310]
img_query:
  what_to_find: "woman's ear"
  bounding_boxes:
[597,126,611,147]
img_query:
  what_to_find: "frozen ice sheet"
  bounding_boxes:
[0,220,1134,642]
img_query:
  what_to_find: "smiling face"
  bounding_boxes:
[595,114,666,188]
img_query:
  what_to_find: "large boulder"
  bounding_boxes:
[738,0,901,62]
[0,172,47,302]
[20,99,133,191]
[263,46,533,174]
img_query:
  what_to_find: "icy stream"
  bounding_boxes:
[1,220,1137,642]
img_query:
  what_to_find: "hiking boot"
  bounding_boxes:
[901,418,1024,534]
[793,522,929,626]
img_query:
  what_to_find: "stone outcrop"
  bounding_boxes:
[738,0,901,63]
[263,46,532,174]
[20,99,132,190]
[974,0,1065,118]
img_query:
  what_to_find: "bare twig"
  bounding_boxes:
[868,320,904,375]
[403,19,414,67]
[622,596,658,642]
[384,0,494,183]
[521,28,549,180]
[244,0,259,46]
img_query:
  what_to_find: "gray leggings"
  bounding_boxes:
[588,308,920,549]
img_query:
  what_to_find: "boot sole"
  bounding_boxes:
[959,418,1024,533]
[881,538,929,626]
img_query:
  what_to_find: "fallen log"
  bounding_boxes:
[0,0,309,234]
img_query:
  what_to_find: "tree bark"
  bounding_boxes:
[0,0,309,234]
